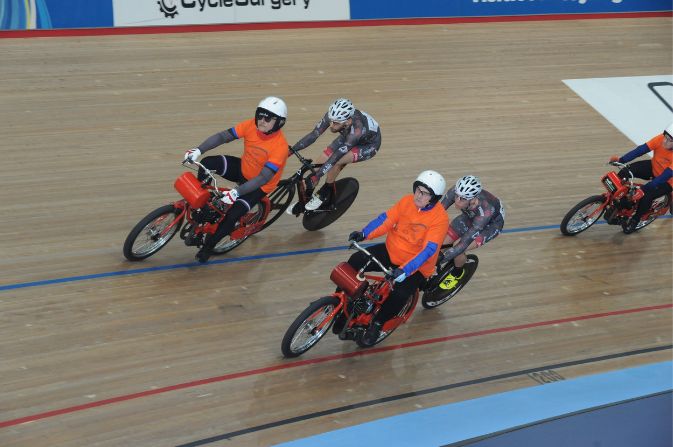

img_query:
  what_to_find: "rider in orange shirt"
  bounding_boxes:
[183,96,290,262]
[609,123,673,234]
[346,170,449,345]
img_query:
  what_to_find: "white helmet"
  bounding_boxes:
[328,98,355,122]
[414,170,446,202]
[256,96,287,133]
[455,175,482,199]
[664,123,673,138]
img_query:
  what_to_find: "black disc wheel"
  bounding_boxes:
[123,204,183,261]
[421,255,479,309]
[281,296,340,358]
[302,177,359,231]
[560,195,606,236]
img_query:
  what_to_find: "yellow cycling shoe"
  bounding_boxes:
[439,269,465,290]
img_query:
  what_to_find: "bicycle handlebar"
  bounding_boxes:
[349,240,393,276]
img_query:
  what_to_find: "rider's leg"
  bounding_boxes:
[624,182,672,233]
[306,151,354,210]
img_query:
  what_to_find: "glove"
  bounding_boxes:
[184,148,201,163]
[389,268,406,283]
[348,231,365,242]
[631,187,644,201]
[220,189,239,205]
[609,155,620,163]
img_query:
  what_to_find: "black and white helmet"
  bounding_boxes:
[255,96,287,134]
[455,175,482,199]
[328,98,355,123]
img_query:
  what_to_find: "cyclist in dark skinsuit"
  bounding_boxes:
[437,175,505,290]
[289,98,382,212]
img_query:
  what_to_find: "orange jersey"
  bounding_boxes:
[234,118,289,193]
[365,195,449,278]
[646,134,673,187]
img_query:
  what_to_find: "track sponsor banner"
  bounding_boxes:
[113,0,349,27]
[564,75,673,144]
[350,0,672,20]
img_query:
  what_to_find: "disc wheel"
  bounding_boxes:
[123,204,183,261]
[421,255,479,309]
[560,195,606,236]
[302,178,359,231]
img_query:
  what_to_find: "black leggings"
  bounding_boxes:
[619,160,672,221]
[347,243,424,324]
[199,155,265,250]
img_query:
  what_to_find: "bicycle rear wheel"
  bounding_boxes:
[281,296,340,358]
[123,204,183,261]
[421,255,479,309]
[212,200,268,254]
[302,177,359,231]
[261,180,295,231]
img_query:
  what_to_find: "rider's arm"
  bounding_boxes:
[619,143,650,163]
[196,128,238,153]
[443,212,490,262]
[291,113,330,151]
[362,199,402,239]
[235,166,276,196]
[643,167,673,191]
[440,187,457,210]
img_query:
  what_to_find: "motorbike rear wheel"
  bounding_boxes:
[281,296,340,358]
[123,204,183,261]
[560,195,606,236]
[213,200,268,254]
[635,194,671,230]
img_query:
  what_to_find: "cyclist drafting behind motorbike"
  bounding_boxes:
[608,123,673,234]
[289,98,381,213]
[183,96,290,263]
[347,170,448,345]
[437,175,505,291]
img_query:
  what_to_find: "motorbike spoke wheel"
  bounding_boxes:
[213,201,268,254]
[123,204,183,261]
[261,181,295,231]
[636,194,671,230]
[560,195,605,236]
[281,296,340,358]
[422,254,479,309]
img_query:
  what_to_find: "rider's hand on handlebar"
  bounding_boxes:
[220,189,239,205]
[184,148,201,163]
[608,155,620,164]
[348,231,365,243]
[386,268,406,283]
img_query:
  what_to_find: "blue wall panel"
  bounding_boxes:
[350,0,673,20]
[0,0,112,29]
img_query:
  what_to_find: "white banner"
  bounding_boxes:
[564,75,673,144]
[113,0,350,27]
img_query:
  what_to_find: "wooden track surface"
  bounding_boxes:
[1,17,671,447]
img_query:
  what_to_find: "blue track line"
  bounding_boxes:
[1,218,669,292]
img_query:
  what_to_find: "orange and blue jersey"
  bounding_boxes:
[232,118,289,193]
[620,134,673,189]
[362,195,449,278]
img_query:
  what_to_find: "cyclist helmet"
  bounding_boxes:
[664,123,673,139]
[256,96,287,134]
[328,98,355,123]
[455,175,482,200]
[413,170,446,203]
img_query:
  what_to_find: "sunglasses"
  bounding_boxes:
[257,114,277,123]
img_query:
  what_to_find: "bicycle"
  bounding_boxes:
[123,161,269,261]
[560,161,671,236]
[263,146,359,232]
[281,241,419,357]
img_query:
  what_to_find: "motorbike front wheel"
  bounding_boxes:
[560,195,606,236]
[123,204,184,261]
[281,296,340,358]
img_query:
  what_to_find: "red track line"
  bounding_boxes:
[1,303,670,428]
[0,12,670,39]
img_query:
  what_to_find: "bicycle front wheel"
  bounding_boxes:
[261,180,295,231]
[281,296,340,358]
[422,254,479,309]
